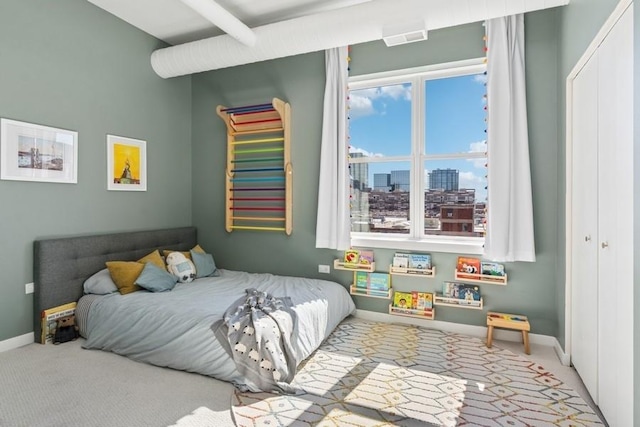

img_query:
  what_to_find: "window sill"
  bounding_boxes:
[350,234,484,255]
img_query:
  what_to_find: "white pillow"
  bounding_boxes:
[83,268,119,295]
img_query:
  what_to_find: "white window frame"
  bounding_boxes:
[348,58,487,254]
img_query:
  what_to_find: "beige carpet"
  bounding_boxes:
[231,320,602,426]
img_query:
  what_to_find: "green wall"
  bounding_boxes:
[192,18,564,336]
[0,0,192,341]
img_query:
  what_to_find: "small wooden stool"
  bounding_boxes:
[486,311,531,354]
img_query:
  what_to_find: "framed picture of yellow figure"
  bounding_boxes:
[107,134,147,191]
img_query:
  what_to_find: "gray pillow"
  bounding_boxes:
[135,262,178,292]
[83,268,119,295]
[191,250,220,278]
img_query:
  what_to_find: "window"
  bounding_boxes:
[348,59,487,253]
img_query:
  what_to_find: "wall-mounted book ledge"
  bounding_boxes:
[217,99,292,235]
[389,265,436,277]
[453,270,508,285]
[388,304,435,320]
[334,259,376,272]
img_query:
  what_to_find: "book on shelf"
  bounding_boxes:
[414,292,433,310]
[442,282,481,301]
[442,281,457,298]
[343,249,360,266]
[392,291,413,309]
[408,254,431,270]
[481,261,505,277]
[458,284,481,302]
[456,256,481,277]
[41,302,77,344]
[392,252,409,268]
[354,271,391,292]
[358,250,375,266]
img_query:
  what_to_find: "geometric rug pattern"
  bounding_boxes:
[231,319,603,426]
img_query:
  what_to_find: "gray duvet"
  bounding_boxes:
[81,270,355,390]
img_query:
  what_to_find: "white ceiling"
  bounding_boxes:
[87,0,372,45]
[87,0,571,77]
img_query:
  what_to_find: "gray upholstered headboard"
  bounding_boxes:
[33,227,197,343]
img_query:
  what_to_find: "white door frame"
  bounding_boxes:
[564,0,633,363]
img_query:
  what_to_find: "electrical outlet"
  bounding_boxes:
[318,264,330,274]
[25,282,34,294]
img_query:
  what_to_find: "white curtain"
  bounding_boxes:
[484,15,536,262]
[315,46,351,250]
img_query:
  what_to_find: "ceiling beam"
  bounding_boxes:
[153,0,570,78]
[179,0,256,47]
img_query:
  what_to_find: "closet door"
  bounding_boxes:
[570,52,599,403]
[595,5,633,426]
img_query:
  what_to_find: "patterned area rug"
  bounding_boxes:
[231,319,602,426]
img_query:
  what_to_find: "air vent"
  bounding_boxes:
[383,22,428,47]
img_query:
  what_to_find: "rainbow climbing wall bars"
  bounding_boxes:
[216,98,292,235]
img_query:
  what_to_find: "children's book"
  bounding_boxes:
[408,254,431,270]
[354,272,390,291]
[416,292,433,310]
[442,281,453,298]
[41,302,77,344]
[343,249,360,266]
[354,271,369,290]
[358,250,375,265]
[456,256,481,277]
[481,261,505,276]
[457,284,481,302]
[392,253,409,268]
[393,291,413,309]
[368,273,391,291]
[443,281,462,298]
[411,291,419,309]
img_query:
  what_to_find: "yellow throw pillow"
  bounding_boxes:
[106,261,144,295]
[137,249,165,270]
[162,245,205,260]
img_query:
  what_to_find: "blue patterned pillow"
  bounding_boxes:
[190,250,220,278]
[135,262,178,292]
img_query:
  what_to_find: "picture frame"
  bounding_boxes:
[107,134,147,191]
[0,118,78,184]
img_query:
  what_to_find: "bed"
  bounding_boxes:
[33,227,356,391]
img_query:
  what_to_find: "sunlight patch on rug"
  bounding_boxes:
[168,406,232,427]
[231,320,603,426]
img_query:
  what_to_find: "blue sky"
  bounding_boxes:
[349,73,488,201]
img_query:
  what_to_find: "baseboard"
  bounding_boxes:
[354,309,561,351]
[0,332,34,353]
[553,339,570,366]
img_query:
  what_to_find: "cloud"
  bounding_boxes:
[349,146,384,158]
[460,171,483,186]
[474,74,487,84]
[468,140,487,168]
[459,171,487,199]
[380,85,411,101]
[349,94,375,118]
[349,84,411,118]
[469,140,487,153]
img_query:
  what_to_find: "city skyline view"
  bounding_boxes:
[348,69,488,236]
[348,72,488,202]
